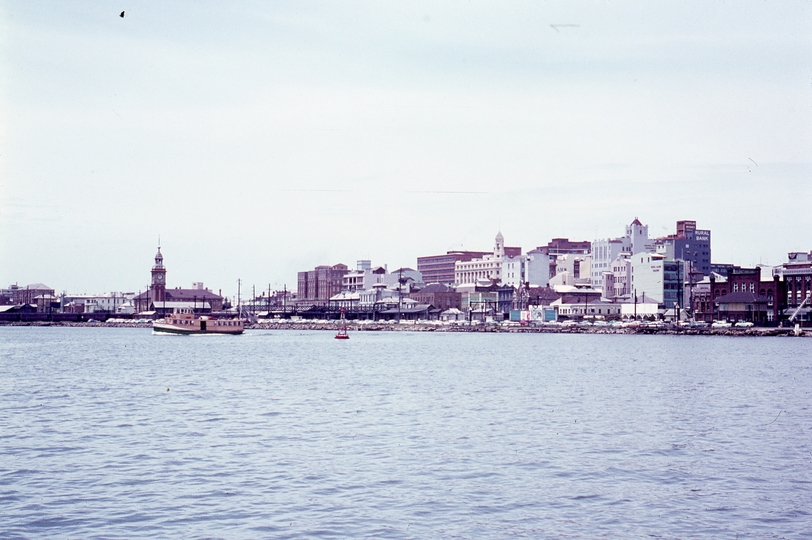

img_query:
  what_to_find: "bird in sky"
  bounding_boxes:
[120,11,125,18]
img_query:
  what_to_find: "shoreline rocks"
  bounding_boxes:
[1,320,806,337]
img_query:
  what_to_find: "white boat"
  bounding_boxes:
[153,310,244,335]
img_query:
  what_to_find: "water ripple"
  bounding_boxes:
[2,327,811,538]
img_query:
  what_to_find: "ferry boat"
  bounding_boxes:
[153,309,244,335]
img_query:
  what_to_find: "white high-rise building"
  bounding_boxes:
[630,252,666,304]
[525,248,554,287]
[501,254,525,288]
[626,217,653,256]
[591,218,655,288]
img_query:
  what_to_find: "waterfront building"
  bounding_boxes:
[342,261,388,292]
[133,247,224,314]
[499,248,556,291]
[0,286,14,306]
[455,232,521,285]
[11,283,55,305]
[673,221,711,276]
[374,299,437,321]
[655,220,712,276]
[62,292,135,314]
[772,251,812,325]
[712,266,763,298]
[358,283,396,308]
[549,285,617,319]
[552,297,622,319]
[550,254,591,288]
[691,266,777,324]
[457,281,514,320]
[591,238,629,288]
[662,259,690,310]
[326,291,361,311]
[689,274,717,322]
[460,289,499,321]
[388,268,423,290]
[501,254,525,289]
[342,262,422,294]
[630,252,666,305]
[714,291,770,325]
[409,283,462,311]
[0,304,38,319]
[525,248,555,287]
[628,251,691,310]
[297,263,349,305]
[619,293,661,318]
[534,238,591,256]
[608,253,632,299]
[440,308,465,322]
[417,250,490,285]
[527,285,562,307]
[531,238,590,282]
[3,283,59,314]
[591,218,654,288]
[627,218,654,255]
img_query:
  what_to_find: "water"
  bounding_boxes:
[1,327,810,539]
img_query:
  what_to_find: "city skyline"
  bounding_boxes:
[2,1,810,298]
[0,217,800,301]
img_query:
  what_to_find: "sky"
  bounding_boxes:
[2,1,811,300]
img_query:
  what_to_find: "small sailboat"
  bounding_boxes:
[335,307,350,339]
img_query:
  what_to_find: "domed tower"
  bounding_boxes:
[150,246,166,304]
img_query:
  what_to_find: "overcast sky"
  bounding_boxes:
[2,1,810,299]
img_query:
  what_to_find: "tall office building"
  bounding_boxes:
[657,220,712,276]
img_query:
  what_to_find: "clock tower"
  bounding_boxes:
[150,246,167,304]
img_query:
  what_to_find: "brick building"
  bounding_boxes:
[133,247,224,314]
[692,266,777,324]
[418,246,520,285]
[772,251,812,325]
[12,283,55,305]
[297,264,349,304]
[409,283,462,311]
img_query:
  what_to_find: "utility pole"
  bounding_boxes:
[688,261,695,321]
[397,268,403,323]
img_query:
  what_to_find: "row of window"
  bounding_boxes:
[732,282,756,293]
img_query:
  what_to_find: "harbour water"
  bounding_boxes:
[1,327,810,538]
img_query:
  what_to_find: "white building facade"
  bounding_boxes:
[591,218,655,288]
[630,252,666,304]
[501,254,525,288]
[525,248,554,287]
[455,232,505,285]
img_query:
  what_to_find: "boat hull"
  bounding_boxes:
[152,318,244,335]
